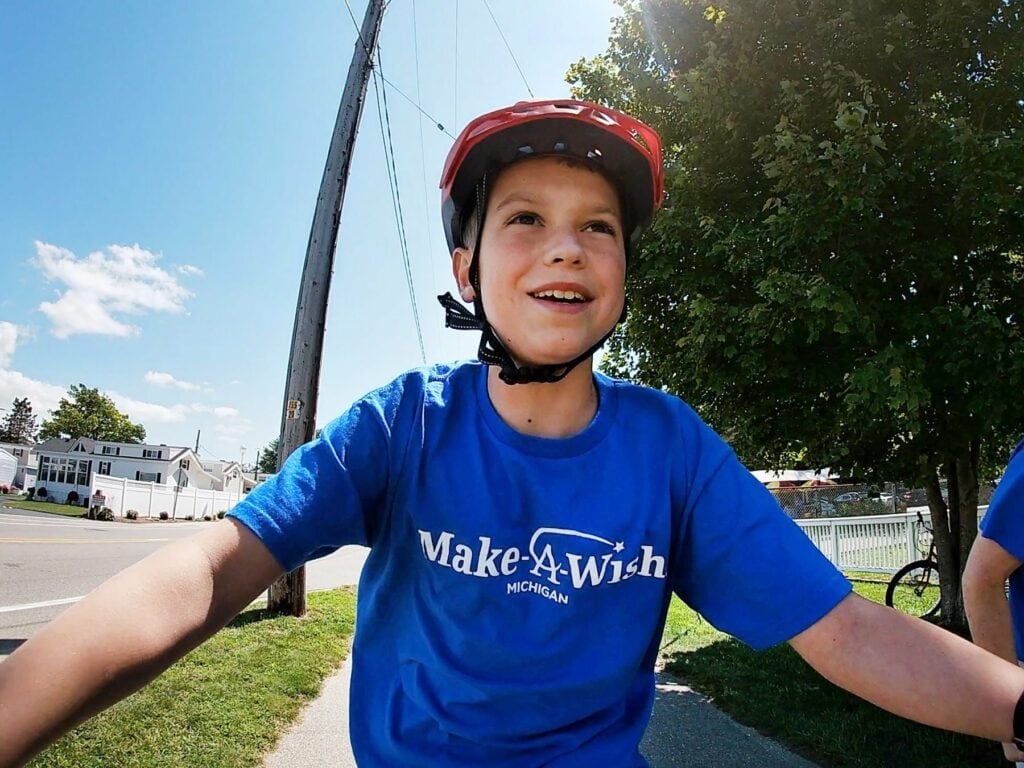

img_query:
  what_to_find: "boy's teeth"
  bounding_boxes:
[534,289,585,301]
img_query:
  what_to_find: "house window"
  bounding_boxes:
[12,448,23,457]
[143,449,160,459]
[136,471,161,482]
[101,446,120,456]
[180,459,190,470]
[98,461,111,475]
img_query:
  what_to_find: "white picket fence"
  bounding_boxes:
[794,507,989,574]
[89,474,245,520]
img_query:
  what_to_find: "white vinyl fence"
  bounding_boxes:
[89,474,245,520]
[794,507,988,574]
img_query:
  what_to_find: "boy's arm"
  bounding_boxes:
[0,518,284,767]
[789,593,1024,744]
[964,535,1021,665]
[963,534,1024,761]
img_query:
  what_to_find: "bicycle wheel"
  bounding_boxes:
[885,559,941,618]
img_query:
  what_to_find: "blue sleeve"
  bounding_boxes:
[980,444,1024,561]
[227,397,391,572]
[671,425,852,651]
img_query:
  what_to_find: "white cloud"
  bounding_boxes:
[109,392,245,424]
[0,322,18,368]
[33,242,193,339]
[178,264,204,276]
[145,370,202,391]
[109,391,191,424]
[192,404,240,418]
[0,369,66,417]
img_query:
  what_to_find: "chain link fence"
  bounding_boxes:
[769,482,996,520]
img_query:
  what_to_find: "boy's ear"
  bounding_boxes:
[452,247,475,302]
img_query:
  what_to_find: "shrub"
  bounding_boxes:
[184,514,195,521]
[158,511,169,520]
[216,510,227,519]
[125,509,139,521]
[66,491,80,505]
[0,484,9,495]
[35,487,47,499]
[95,507,114,522]
[202,514,212,521]
[26,487,36,499]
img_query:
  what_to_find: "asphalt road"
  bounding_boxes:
[0,505,369,656]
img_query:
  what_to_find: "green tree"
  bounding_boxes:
[257,437,280,474]
[571,0,1024,629]
[0,398,38,444]
[39,385,146,444]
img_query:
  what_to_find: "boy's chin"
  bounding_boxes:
[507,347,596,371]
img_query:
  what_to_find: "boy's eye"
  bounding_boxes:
[508,212,540,226]
[585,221,617,235]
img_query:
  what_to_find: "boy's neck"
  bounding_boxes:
[486,361,599,439]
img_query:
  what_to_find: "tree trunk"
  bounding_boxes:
[268,567,307,618]
[926,442,981,635]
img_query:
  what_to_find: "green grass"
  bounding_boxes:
[30,588,357,768]
[660,581,1003,768]
[2,500,87,517]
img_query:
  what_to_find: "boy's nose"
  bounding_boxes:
[543,230,587,267]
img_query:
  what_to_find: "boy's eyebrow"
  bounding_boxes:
[493,194,621,218]
[492,193,537,213]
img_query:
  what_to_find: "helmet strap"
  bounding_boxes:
[437,178,629,385]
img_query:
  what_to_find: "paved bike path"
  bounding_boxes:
[264,658,821,768]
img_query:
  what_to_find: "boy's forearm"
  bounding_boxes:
[964,578,1018,666]
[791,593,1024,743]
[0,536,236,767]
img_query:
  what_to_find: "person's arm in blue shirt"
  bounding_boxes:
[791,592,1024,755]
[0,519,284,767]
[964,535,1024,762]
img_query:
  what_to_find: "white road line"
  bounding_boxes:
[0,596,84,614]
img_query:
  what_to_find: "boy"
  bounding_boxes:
[2,99,1024,767]
[965,439,1024,764]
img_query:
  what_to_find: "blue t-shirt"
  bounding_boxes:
[229,362,850,766]
[979,439,1024,659]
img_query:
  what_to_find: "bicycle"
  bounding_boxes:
[885,508,941,618]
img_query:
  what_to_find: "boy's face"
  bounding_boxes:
[452,156,626,369]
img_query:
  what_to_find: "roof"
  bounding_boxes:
[749,468,835,483]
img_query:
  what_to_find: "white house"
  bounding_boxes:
[0,449,17,488]
[32,437,257,504]
[0,440,37,489]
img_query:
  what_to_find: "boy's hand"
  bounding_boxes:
[1003,741,1024,762]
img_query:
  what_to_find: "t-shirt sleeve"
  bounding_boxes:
[227,397,391,573]
[980,445,1024,562]
[671,424,852,651]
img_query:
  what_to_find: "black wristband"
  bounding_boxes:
[1014,688,1024,749]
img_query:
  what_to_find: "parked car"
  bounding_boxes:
[834,491,866,504]
[797,499,838,517]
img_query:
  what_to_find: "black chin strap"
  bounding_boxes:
[437,177,627,386]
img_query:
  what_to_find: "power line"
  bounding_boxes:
[372,50,427,364]
[412,0,443,354]
[342,0,373,59]
[378,74,454,139]
[454,0,459,127]
[481,0,534,98]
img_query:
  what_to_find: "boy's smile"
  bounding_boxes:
[453,156,626,369]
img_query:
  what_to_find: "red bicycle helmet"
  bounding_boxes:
[439,99,664,253]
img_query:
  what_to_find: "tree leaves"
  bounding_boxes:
[38,385,146,444]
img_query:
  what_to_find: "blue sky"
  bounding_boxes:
[0,0,621,465]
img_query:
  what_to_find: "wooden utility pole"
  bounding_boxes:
[267,0,386,616]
